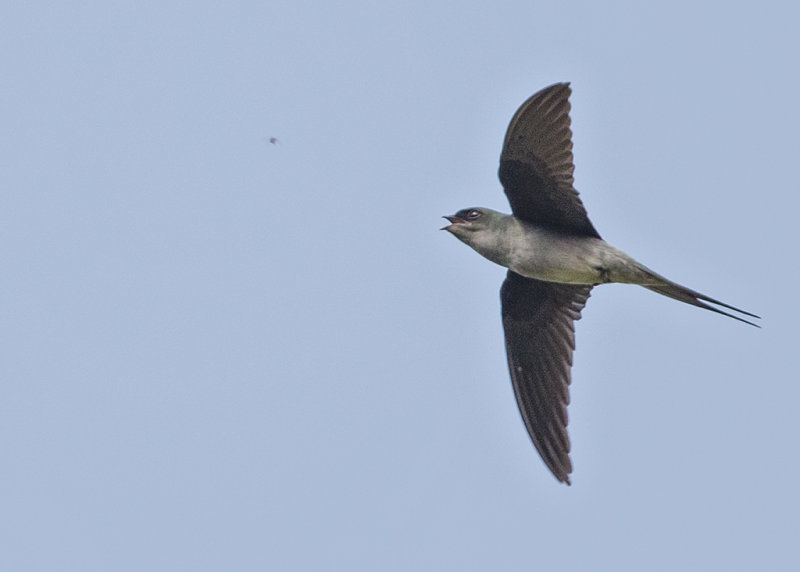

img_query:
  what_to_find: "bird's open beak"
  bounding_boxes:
[441,215,466,231]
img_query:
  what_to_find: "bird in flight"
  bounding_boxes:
[442,83,759,485]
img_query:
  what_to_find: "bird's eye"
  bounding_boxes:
[466,209,482,221]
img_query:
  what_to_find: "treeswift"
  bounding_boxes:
[442,82,759,485]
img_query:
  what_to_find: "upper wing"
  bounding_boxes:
[500,270,592,485]
[499,82,601,239]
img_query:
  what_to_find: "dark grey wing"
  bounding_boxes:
[500,271,592,485]
[499,82,601,239]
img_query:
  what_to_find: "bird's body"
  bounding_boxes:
[443,83,759,485]
[459,212,639,285]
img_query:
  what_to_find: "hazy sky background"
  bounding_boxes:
[2,2,798,570]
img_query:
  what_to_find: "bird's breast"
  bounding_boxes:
[508,230,618,285]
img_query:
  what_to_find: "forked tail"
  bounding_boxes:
[639,270,760,327]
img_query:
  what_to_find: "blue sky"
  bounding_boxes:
[2,2,798,570]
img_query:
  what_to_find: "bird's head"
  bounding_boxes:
[441,207,505,245]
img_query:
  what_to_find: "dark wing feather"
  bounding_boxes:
[499,82,601,239]
[500,271,592,485]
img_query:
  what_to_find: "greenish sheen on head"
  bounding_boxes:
[441,207,505,240]
[441,207,514,268]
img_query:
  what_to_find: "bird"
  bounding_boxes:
[442,82,759,485]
